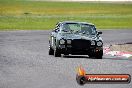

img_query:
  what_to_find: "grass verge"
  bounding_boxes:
[0,1,132,30]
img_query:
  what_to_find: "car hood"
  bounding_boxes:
[60,33,98,40]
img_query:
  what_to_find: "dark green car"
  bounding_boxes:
[49,21,103,59]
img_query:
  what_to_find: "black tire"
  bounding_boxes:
[95,50,103,59]
[49,46,54,55]
[96,55,103,59]
[54,48,61,57]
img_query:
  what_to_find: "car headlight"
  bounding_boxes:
[97,41,103,46]
[60,39,65,44]
[67,40,71,44]
[91,40,95,45]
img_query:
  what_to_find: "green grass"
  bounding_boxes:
[0,0,132,30]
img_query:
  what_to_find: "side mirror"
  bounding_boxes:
[98,31,102,35]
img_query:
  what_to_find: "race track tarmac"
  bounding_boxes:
[0,29,132,88]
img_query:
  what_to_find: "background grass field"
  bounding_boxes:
[0,0,132,30]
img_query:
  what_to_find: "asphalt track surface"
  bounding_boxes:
[0,30,132,88]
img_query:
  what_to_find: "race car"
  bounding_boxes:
[49,21,103,59]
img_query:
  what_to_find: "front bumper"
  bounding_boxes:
[58,44,103,55]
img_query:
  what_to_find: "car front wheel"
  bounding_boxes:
[54,47,61,57]
[95,50,103,59]
[95,55,103,59]
[49,46,54,55]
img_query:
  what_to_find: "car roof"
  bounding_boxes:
[59,21,95,26]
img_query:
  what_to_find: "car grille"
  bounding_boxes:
[72,39,91,49]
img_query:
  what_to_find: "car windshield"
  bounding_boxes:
[62,23,96,35]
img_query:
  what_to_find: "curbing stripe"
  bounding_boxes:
[104,47,132,58]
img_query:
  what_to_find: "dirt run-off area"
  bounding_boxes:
[110,43,132,52]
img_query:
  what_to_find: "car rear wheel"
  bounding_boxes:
[54,48,61,57]
[49,46,54,55]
